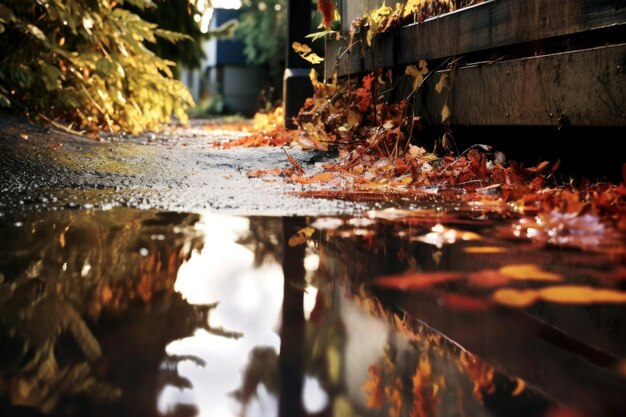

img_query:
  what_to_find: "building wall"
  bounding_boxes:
[182,8,267,115]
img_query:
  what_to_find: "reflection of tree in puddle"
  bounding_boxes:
[0,209,229,416]
[3,209,621,417]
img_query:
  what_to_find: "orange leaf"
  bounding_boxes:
[293,172,335,184]
[438,292,487,311]
[538,286,626,304]
[492,288,538,308]
[493,285,626,307]
[511,377,525,396]
[374,272,463,290]
[288,226,315,247]
[283,148,305,175]
[467,269,512,288]
[463,246,507,254]
[498,264,562,282]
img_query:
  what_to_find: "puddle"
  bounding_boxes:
[0,208,625,417]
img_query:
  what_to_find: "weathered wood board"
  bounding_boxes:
[416,44,625,127]
[325,0,626,127]
[327,0,626,78]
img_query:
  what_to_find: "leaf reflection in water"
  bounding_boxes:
[0,209,206,416]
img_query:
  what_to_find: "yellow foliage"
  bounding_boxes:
[435,73,449,93]
[405,59,429,91]
[292,42,324,64]
[441,104,450,122]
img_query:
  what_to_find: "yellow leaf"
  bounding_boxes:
[405,65,423,91]
[369,3,393,24]
[327,346,341,384]
[403,0,427,18]
[405,60,429,91]
[346,109,361,128]
[288,226,315,247]
[366,2,394,46]
[309,68,321,89]
[499,264,562,282]
[292,41,311,54]
[492,285,626,308]
[463,246,507,254]
[292,42,324,64]
[418,356,431,377]
[512,378,525,396]
[539,286,626,304]
[492,288,538,308]
[418,58,429,74]
[441,104,450,122]
[435,73,449,93]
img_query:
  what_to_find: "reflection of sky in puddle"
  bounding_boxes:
[160,214,283,417]
[158,214,387,416]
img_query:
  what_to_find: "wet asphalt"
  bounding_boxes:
[0,115,370,218]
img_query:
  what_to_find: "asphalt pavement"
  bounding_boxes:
[0,115,371,218]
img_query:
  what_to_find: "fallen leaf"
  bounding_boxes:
[511,377,525,396]
[438,292,487,311]
[293,172,335,184]
[283,148,305,175]
[363,364,384,410]
[441,105,450,122]
[538,286,626,304]
[493,285,626,307]
[292,41,324,64]
[101,285,113,304]
[288,226,315,247]
[246,168,286,178]
[317,0,337,29]
[405,60,428,91]
[434,73,449,93]
[527,160,550,172]
[499,264,562,282]
[463,246,507,254]
[468,269,512,288]
[374,271,464,290]
[492,288,538,307]
[309,68,322,89]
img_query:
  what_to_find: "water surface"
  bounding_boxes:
[1,207,625,417]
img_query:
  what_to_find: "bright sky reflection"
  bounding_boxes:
[159,214,283,417]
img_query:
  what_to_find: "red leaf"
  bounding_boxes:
[437,292,487,311]
[318,0,336,29]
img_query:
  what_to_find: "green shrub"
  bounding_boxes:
[0,0,194,133]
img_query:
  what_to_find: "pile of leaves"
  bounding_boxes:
[219,0,626,234]
[0,0,193,134]
[356,0,456,47]
[217,106,300,149]
[295,69,626,231]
